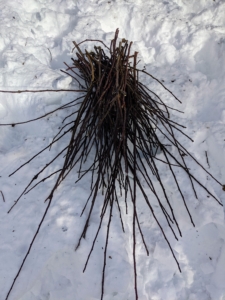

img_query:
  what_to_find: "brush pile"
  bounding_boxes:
[2,29,222,300]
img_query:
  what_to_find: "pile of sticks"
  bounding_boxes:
[2,29,222,300]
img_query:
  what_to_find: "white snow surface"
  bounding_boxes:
[0,0,225,299]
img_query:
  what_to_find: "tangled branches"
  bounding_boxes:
[1,29,223,300]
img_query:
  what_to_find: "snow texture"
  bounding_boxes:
[0,0,225,299]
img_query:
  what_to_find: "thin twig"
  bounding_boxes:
[0,190,5,202]
[0,89,85,93]
[205,151,210,168]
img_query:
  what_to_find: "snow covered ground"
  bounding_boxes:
[0,0,225,299]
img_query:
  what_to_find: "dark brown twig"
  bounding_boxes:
[0,89,85,93]
[205,151,210,168]
[0,190,5,202]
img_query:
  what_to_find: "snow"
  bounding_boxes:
[0,0,225,299]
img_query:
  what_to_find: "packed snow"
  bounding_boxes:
[0,0,225,299]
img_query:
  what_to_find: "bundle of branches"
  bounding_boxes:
[1,29,223,300]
